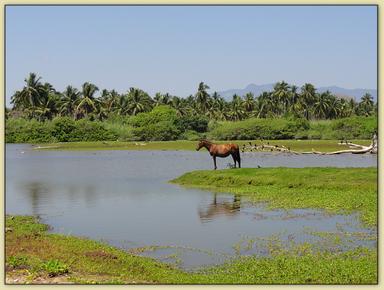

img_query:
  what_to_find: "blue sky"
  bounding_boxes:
[5,5,377,106]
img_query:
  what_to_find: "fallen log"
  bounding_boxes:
[241,133,377,155]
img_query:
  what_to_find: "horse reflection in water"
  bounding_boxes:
[199,194,241,222]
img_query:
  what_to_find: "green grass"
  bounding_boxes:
[5,215,192,284]
[34,139,371,151]
[5,215,377,284]
[171,167,377,227]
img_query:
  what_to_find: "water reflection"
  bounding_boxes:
[199,194,241,222]
[18,180,99,217]
[23,182,50,216]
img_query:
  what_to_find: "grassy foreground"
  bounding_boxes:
[34,139,371,151]
[6,215,377,284]
[171,167,377,227]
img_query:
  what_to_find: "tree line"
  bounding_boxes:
[8,72,377,122]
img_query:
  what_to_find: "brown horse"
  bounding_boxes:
[196,140,241,170]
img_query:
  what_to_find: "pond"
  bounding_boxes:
[5,144,377,270]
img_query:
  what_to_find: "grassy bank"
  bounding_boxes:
[32,139,371,151]
[6,215,377,284]
[171,167,377,227]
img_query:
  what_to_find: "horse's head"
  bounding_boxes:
[196,139,210,151]
[196,140,205,151]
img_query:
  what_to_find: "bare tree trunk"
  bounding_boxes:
[241,134,377,155]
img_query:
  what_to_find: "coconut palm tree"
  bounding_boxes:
[195,82,211,113]
[228,94,245,121]
[11,73,46,111]
[325,97,342,119]
[300,83,317,120]
[34,92,60,121]
[76,82,99,119]
[256,92,274,118]
[358,93,374,116]
[154,92,172,106]
[60,86,80,118]
[338,98,351,118]
[126,87,153,115]
[100,89,120,113]
[272,81,290,115]
[243,92,255,114]
[288,85,299,114]
[314,91,333,119]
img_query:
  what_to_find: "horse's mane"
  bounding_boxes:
[200,139,212,145]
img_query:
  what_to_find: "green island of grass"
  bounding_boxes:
[171,167,377,227]
[34,139,371,152]
[6,215,377,284]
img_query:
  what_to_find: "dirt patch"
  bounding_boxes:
[6,269,74,284]
[84,250,118,260]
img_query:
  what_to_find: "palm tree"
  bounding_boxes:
[154,92,172,106]
[76,82,99,119]
[243,92,255,114]
[349,98,357,116]
[170,96,187,116]
[256,92,274,118]
[358,93,374,116]
[60,86,80,118]
[11,73,46,111]
[211,97,228,120]
[34,92,60,121]
[289,85,299,114]
[338,98,351,118]
[195,82,211,113]
[116,94,130,116]
[100,89,120,113]
[314,91,333,119]
[10,90,23,109]
[272,81,290,115]
[300,83,317,120]
[228,94,245,121]
[126,87,153,115]
[328,97,342,119]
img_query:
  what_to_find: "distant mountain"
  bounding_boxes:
[316,86,377,102]
[217,83,377,102]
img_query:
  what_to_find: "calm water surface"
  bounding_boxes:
[6,144,377,269]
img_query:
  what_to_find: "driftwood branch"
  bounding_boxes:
[241,133,377,155]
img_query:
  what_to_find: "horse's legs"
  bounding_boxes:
[237,150,241,168]
[213,156,217,170]
[231,153,237,168]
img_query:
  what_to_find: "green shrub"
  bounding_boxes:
[331,116,377,139]
[7,255,29,269]
[103,122,134,141]
[51,117,77,142]
[304,120,334,139]
[177,115,209,133]
[208,118,309,140]
[70,120,118,141]
[130,106,182,141]
[6,118,117,143]
[132,121,181,141]
[5,118,55,143]
[180,130,202,141]
[130,105,179,127]
[41,259,69,277]
[5,114,377,143]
